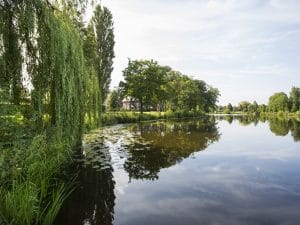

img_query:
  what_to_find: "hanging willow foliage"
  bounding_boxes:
[0,0,102,142]
[83,23,101,128]
[0,1,23,104]
[0,1,107,223]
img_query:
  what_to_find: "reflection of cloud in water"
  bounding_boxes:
[206,120,300,161]
[57,117,300,225]
[115,156,300,225]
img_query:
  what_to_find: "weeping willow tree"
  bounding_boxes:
[0,0,102,141]
[83,23,101,128]
[0,0,23,104]
[0,0,107,224]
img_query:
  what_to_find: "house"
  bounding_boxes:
[122,96,140,110]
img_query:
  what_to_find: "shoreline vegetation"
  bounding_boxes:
[102,110,300,126]
[101,110,206,126]
[210,111,300,119]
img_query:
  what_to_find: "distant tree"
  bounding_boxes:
[227,103,233,112]
[121,59,219,113]
[165,71,219,112]
[122,59,167,114]
[238,101,251,112]
[289,86,300,112]
[107,89,120,111]
[268,92,289,112]
[258,104,267,113]
[204,86,220,112]
[92,4,115,110]
[252,101,258,112]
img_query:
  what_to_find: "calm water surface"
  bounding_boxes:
[56,116,300,225]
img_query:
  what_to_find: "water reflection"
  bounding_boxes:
[216,115,300,142]
[56,116,300,225]
[56,118,219,225]
[55,142,115,225]
[125,119,220,180]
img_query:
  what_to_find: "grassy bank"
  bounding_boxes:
[211,111,300,119]
[0,106,75,225]
[259,111,300,119]
[101,110,206,125]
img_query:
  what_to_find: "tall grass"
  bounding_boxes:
[0,129,74,225]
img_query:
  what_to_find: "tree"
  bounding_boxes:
[92,4,115,110]
[82,23,101,126]
[226,103,233,112]
[252,101,258,112]
[268,92,289,112]
[203,86,220,112]
[289,86,300,112]
[122,59,167,114]
[238,101,251,112]
[107,89,121,111]
[258,104,267,113]
[0,1,22,104]
[164,70,219,112]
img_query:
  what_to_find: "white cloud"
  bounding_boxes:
[94,0,300,104]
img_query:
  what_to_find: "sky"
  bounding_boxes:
[89,0,300,105]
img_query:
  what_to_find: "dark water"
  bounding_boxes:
[56,116,300,225]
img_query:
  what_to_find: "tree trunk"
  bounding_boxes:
[140,100,143,114]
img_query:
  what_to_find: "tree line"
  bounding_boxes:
[107,59,220,114]
[221,86,300,114]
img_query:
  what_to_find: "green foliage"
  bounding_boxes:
[0,130,73,225]
[238,101,251,112]
[82,24,101,129]
[225,103,233,113]
[289,86,300,112]
[0,0,109,224]
[121,59,219,113]
[121,59,167,113]
[268,92,289,112]
[106,89,121,111]
[92,4,115,107]
[0,1,22,105]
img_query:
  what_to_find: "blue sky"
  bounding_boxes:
[97,0,300,105]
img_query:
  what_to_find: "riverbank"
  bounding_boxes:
[0,106,76,225]
[210,111,300,119]
[101,110,206,125]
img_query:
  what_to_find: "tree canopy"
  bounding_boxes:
[120,59,219,114]
[268,92,289,112]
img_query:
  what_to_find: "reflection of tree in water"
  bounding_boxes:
[290,120,300,142]
[269,118,300,141]
[216,115,261,126]
[217,115,300,142]
[124,118,220,180]
[237,115,259,126]
[269,118,290,136]
[55,151,115,225]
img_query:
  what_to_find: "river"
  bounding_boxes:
[56,116,300,225]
